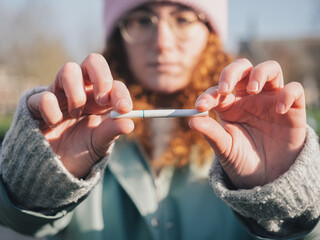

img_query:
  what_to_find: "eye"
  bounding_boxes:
[176,16,192,25]
[173,11,198,27]
[126,13,154,29]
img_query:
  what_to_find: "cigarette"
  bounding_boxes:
[111,109,208,119]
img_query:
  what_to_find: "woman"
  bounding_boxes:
[0,0,320,239]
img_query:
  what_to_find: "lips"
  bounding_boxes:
[148,61,181,73]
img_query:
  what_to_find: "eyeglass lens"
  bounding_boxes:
[120,9,206,44]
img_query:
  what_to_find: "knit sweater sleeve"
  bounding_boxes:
[210,126,320,238]
[0,87,109,210]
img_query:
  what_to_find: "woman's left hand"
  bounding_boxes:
[189,59,306,189]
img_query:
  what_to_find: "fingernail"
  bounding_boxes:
[71,108,82,118]
[218,82,229,92]
[196,99,208,108]
[117,99,130,110]
[248,80,259,92]
[276,103,286,114]
[98,94,108,106]
[49,123,58,129]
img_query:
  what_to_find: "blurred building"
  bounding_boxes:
[238,36,320,109]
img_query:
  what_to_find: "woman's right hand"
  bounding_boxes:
[27,53,134,179]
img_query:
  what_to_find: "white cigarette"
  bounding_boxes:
[111,109,208,119]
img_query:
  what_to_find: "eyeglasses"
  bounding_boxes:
[119,9,207,44]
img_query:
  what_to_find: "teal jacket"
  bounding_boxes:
[0,140,252,240]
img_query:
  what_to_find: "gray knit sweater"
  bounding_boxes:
[1,88,320,239]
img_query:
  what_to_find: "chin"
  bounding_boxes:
[146,75,189,94]
[150,83,186,94]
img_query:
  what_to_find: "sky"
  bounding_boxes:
[1,0,319,62]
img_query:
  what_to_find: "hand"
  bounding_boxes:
[189,59,306,189]
[27,53,134,178]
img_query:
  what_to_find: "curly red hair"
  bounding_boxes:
[102,28,233,169]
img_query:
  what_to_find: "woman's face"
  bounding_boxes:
[121,3,209,94]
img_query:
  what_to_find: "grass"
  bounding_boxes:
[0,115,13,142]
[307,108,320,137]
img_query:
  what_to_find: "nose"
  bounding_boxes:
[153,19,176,51]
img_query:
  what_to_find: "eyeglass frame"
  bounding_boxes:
[118,7,208,44]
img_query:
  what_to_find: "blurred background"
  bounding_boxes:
[0,0,319,239]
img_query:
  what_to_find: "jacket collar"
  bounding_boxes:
[107,140,159,216]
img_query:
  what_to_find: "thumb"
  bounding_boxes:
[92,118,134,156]
[189,116,231,157]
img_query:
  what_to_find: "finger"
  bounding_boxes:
[28,91,63,128]
[55,62,86,118]
[218,58,253,95]
[247,60,283,94]
[92,117,135,156]
[276,81,305,114]
[81,53,113,106]
[195,86,235,112]
[189,116,231,157]
[110,80,133,113]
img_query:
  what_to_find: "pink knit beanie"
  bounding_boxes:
[103,0,228,43]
